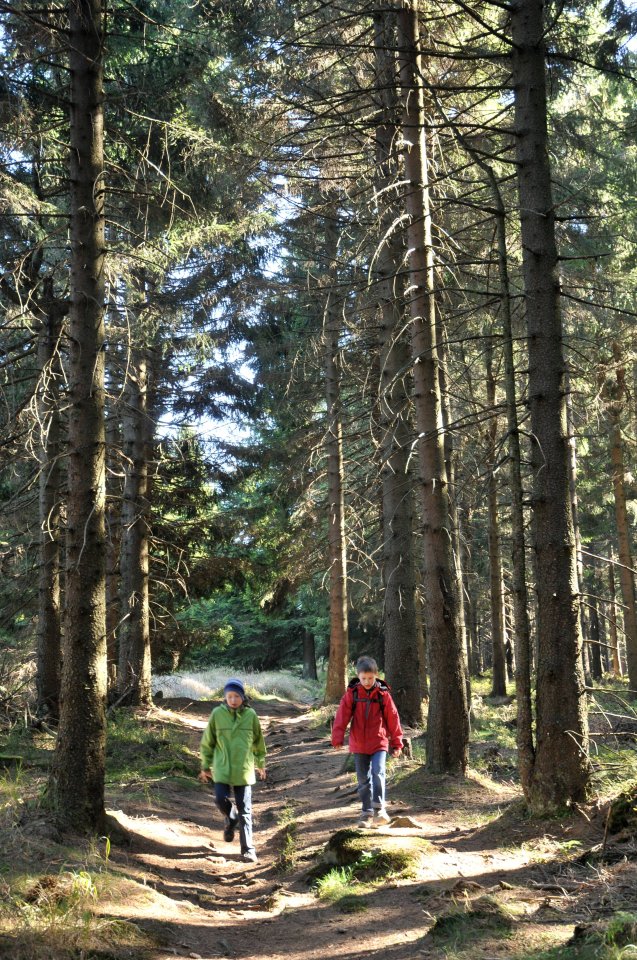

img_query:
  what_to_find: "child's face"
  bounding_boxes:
[225,691,244,709]
[358,671,377,689]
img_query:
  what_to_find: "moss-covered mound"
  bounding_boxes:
[429,896,515,943]
[317,828,430,880]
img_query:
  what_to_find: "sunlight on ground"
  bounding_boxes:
[152,667,321,703]
[107,809,206,848]
[152,706,209,729]
[97,872,200,922]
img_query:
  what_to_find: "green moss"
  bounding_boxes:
[320,829,430,880]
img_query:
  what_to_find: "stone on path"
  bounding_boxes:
[388,815,425,830]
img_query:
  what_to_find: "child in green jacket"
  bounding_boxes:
[198,678,266,863]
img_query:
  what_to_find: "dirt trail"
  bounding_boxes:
[103,698,615,960]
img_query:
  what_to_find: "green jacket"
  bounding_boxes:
[200,704,267,786]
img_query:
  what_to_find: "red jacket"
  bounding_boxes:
[331,679,403,754]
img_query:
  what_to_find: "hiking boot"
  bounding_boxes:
[357,814,373,828]
[223,816,237,843]
[243,849,258,863]
[375,808,391,824]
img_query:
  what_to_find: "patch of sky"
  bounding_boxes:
[158,409,251,447]
[158,341,254,452]
[612,0,637,50]
[161,177,295,456]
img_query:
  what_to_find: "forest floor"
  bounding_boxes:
[3,691,637,960]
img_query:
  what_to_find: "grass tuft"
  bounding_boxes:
[0,866,153,960]
[273,801,299,874]
[313,865,370,913]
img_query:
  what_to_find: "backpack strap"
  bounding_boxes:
[349,679,385,718]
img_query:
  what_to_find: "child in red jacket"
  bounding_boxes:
[331,656,403,827]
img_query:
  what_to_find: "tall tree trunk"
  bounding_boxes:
[105,409,121,686]
[36,290,63,719]
[118,344,152,706]
[588,595,603,682]
[51,0,107,831]
[608,550,622,677]
[461,507,482,676]
[323,213,349,703]
[437,315,470,694]
[414,586,429,698]
[608,364,637,687]
[378,312,424,723]
[566,369,591,684]
[374,11,423,725]
[511,0,589,809]
[443,126,533,762]
[485,334,507,697]
[397,0,469,772]
[505,637,515,684]
[302,630,318,680]
[481,157,535,791]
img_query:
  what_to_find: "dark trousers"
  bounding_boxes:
[214,783,254,855]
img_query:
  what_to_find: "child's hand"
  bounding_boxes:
[256,767,266,781]
[332,744,345,751]
[198,769,212,783]
[390,748,402,758]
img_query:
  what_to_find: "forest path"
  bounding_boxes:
[103,697,610,960]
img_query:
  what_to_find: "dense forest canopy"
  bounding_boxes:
[1,0,637,825]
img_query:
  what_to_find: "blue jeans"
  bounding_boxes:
[354,751,387,814]
[214,783,254,855]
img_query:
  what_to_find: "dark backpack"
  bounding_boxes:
[348,677,389,719]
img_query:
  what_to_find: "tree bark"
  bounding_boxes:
[323,212,349,703]
[397,0,469,772]
[607,550,622,677]
[302,629,318,680]
[511,0,589,809]
[51,0,107,831]
[485,334,507,697]
[374,10,424,726]
[437,314,470,696]
[459,505,481,676]
[118,344,152,706]
[105,408,121,686]
[566,369,591,684]
[414,585,429,698]
[608,360,637,687]
[588,594,603,681]
[36,289,63,719]
[505,637,515,684]
[480,155,535,790]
